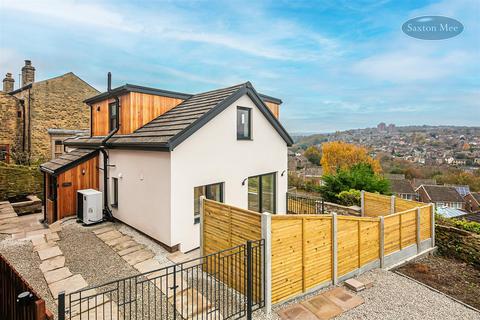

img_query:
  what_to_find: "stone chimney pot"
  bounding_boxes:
[21,59,35,86]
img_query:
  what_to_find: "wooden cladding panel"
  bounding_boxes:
[265,102,280,118]
[364,193,391,217]
[420,206,432,240]
[56,156,99,220]
[90,92,184,136]
[271,218,303,303]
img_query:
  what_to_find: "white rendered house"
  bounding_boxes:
[42,82,292,252]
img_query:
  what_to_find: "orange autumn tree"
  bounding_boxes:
[321,141,382,175]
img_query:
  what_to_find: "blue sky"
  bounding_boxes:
[1,0,479,133]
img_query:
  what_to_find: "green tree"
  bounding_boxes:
[304,146,321,166]
[320,163,390,203]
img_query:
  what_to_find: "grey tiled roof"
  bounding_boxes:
[390,179,416,194]
[40,149,98,175]
[65,82,293,150]
[420,185,464,203]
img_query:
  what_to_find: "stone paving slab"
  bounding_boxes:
[301,295,343,320]
[49,274,88,298]
[118,244,144,257]
[98,230,123,241]
[113,240,138,252]
[30,235,46,246]
[46,232,60,242]
[278,304,318,320]
[25,228,51,238]
[70,301,122,320]
[93,226,115,235]
[68,295,112,318]
[39,256,66,273]
[34,241,57,252]
[169,288,211,319]
[44,267,73,285]
[38,246,63,260]
[322,287,364,312]
[105,235,131,247]
[133,258,162,273]
[122,249,154,265]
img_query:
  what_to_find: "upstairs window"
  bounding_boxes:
[109,102,117,132]
[237,107,251,140]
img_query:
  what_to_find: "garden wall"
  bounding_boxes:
[0,163,43,201]
[436,224,480,269]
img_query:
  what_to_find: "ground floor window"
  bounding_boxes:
[112,177,119,208]
[194,182,224,224]
[248,172,276,214]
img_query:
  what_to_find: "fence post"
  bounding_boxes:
[57,291,65,320]
[246,240,253,320]
[416,208,421,253]
[379,216,385,268]
[321,199,325,214]
[430,203,435,248]
[390,195,395,214]
[360,191,365,216]
[261,212,272,315]
[199,196,205,257]
[332,213,338,285]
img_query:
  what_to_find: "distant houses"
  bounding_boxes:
[416,185,465,210]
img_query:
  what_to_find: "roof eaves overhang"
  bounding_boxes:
[40,149,99,176]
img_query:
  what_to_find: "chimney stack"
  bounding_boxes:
[2,73,14,92]
[21,60,35,86]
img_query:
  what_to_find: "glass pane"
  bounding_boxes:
[248,176,260,212]
[237,108,250,139]
[193,186,205,216]
[206,183,222,202]
[261,173,275,213]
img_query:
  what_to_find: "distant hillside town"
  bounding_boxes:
[293,124,480,171]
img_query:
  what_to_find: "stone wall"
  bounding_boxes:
[12,72,98,163]
[0,92,21,162]
[436,224,480,269]
[324,201,361,216]
[0,163,43,201]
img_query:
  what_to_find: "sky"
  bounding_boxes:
[0,0,479,134]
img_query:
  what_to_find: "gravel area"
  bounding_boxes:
[0,234,57,317]
[255,269,480,320]
[58,220,139,287]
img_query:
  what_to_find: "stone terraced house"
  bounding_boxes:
[0,60,98,164]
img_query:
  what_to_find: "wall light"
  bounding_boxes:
[81,169,86,175]
[242,178,248,186]
[281,170,286,177]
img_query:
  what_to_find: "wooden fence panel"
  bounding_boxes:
[364,192,391,217]
[359,220,380,265]
[400,209,417,248]
[384,215,401,255]
[303,217,332,290]
[337,218,359,276]
[420,206,432,240]
[271,218,303,303]
[395,197,419,213]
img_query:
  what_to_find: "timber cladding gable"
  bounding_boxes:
[90,92,185,136]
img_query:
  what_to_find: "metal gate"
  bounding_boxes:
[58,240,264,320]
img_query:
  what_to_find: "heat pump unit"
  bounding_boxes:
[77,189,102,225]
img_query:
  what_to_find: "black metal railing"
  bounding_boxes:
[287,192,325,214]
[58,240,264,320]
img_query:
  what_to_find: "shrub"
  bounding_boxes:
[338,189,361,206]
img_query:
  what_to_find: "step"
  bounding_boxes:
[168,288,211,319]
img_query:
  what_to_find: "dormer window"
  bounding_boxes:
[109,102,117,131]
[237,107,251,140]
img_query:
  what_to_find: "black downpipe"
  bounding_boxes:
[100,72,120,220]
